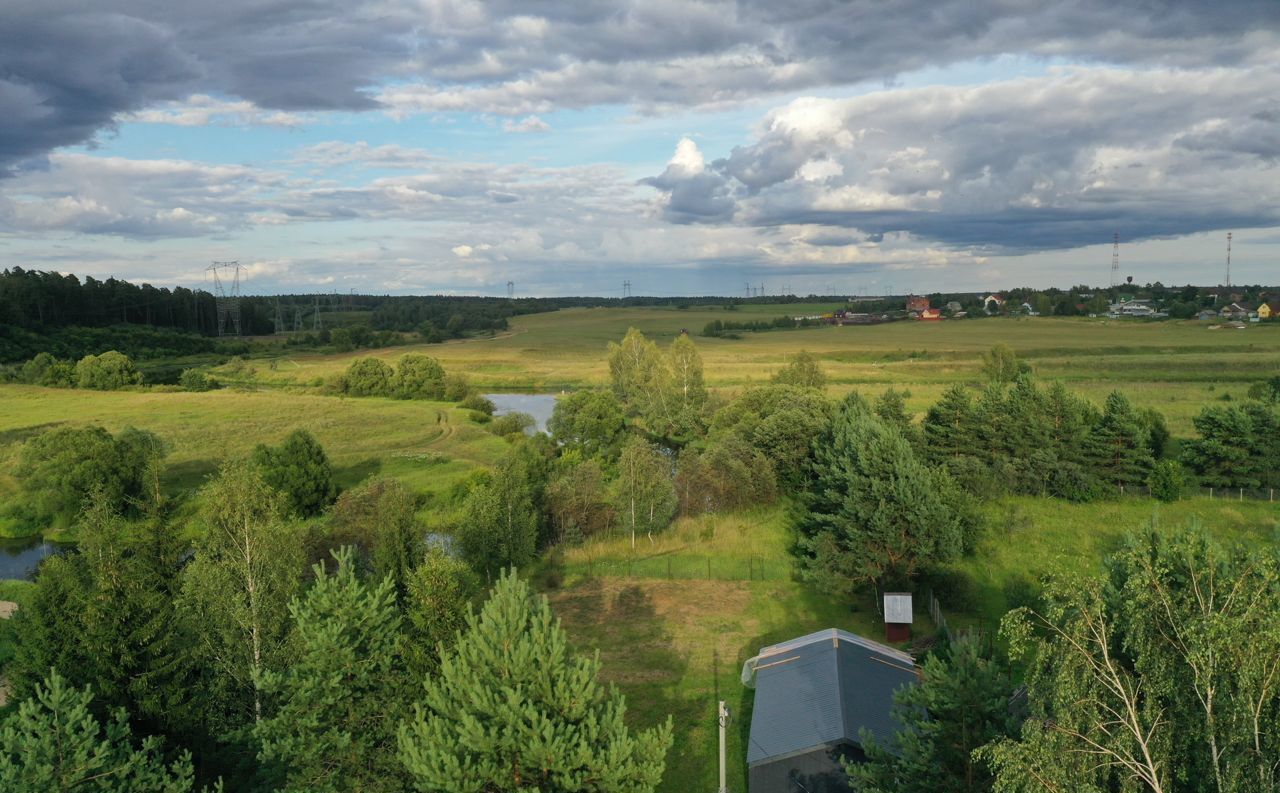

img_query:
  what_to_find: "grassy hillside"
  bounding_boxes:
[0,385,508,536]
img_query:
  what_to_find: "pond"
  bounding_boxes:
[0,537,71,581]
[483,393,559,434]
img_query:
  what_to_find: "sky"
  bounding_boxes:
[1,1,1278,297]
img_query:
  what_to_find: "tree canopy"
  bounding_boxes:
[397,570,673,792]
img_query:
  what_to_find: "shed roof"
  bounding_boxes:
[745,629,917,766]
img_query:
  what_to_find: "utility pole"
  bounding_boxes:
[718,701,730,793]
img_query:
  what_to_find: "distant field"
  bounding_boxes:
[233,307,1280,434]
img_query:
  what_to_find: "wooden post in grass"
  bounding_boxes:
[1239,488,1244,501]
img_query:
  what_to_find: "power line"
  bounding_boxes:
[207,261,244,336]
[1225,231,1233,287]
[1110,232,1120,288]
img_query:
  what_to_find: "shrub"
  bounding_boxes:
[443,372,472,401]
[178,368,218,392]
[1148,459,1186,503]
[394,354,446,399]
[343,357,394,397]
[489,412,535,438]
[73,350,142,390]
[19,353,74,387]
[458,393,495,415]
[12,425,165,528]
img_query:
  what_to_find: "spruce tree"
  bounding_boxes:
[0,671,195,792]
[397,571,673,792]
[256,548,408,793]
[1084,391,1152,490]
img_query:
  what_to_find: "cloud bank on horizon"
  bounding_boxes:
[1,0,1278,294]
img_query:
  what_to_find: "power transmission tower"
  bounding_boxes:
[1225,232,1233,287]
[273,299,284,334]
[313,295,321,331]
[293,307,303,332]
[622,280,632,298]
[207,261,244,336]
[745,283,751,299]
[1110,232,1120,288]
[507,280,515,301]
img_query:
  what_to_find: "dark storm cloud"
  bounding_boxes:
[643,64,1280,252]
[5,0,1280,170]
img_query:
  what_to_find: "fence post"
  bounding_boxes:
[1239,488,1244,502]
[1210,487,1214,500]
[1271,488,1274,502]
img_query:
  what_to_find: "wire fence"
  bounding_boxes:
[1114,484,1279,502]
[569,554,790,582]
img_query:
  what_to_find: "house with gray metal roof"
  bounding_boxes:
[741,629,918,793]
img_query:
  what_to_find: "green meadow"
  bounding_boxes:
[1,305,1279,790]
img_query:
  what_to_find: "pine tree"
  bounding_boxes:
[397,571,673,792]
[874,388,916,441]
[402,549,479,677]
[256,548,408,793]
[793,394,972,592]
[1181,405,1258,489]
[923,384,978,462]
[1084,391,1152,490]
[0,671,196,792]
[1042,381,1094,466]
[849,636,1021,793]
[251,429,337,518]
